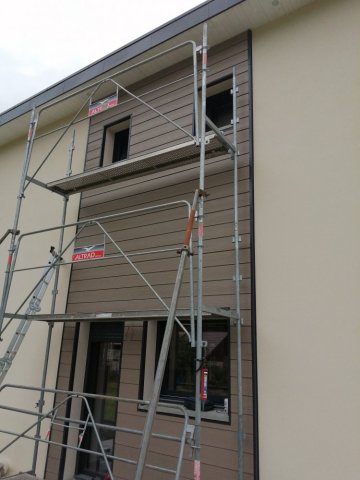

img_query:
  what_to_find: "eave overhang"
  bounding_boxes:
[0,0,314,146]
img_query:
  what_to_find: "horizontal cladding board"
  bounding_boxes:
[69,232,250,269]
[80,187,252,226]
[66,237,251,288]
[71,230,249,258]
[123,340,142,355]
[69,264,251,290]
[77,195,249,232]
[129,104,249,142]
[129,118,248,160]
[66,293,251,312]
[84,36,249,169]
[129,128,193,157]
[73,231,251,253]
[77,173,250,218]
[231,341,252,361]
[79,162,250,212]
[76,203,250,242]
[68,278,252,300]
[121,353,141,370]
[70,249,251,280]
[129,125,248,158]
[111,444,250,472]
[72,195,250,239]
[129,132,248,161]
[67,278,251,301]
[80,153,249,201]
[79,192,248,227]
[68,248,251,288]
[70,237,248,271]
[129,95,250,135]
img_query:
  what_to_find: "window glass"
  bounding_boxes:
[101,117,130,166]
[206,88,233,129]
[77,323,123,478]
[197,76,233,132]
[156,319,229,407]
[112,129,130,163]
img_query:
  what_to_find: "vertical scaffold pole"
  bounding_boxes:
[32,131,72,473]
[0,108,38,333]
[194,22,207,480]
[134,190,199,480]
[232,67,244,480]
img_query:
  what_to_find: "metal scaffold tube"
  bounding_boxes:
[193,22,207,480]
[0,108,38,333]
[25,83,105,191]
[232,67,245,480]
[134,189,199,480]
[32,134,73,473]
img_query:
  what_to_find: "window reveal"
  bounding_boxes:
[101,117,130,166]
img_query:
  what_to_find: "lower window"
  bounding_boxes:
[142,318,230,416]
[76,323,123,479]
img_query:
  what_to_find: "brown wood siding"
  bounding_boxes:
[46,31,254,480]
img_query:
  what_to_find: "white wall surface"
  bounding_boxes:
[0,117,88,476]
[253,0,360,479]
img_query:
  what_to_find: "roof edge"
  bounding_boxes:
[0,0,244,127]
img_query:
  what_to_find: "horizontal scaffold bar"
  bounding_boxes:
[3,305,234,322]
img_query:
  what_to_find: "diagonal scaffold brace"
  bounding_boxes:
[134,188,200,480]
[0,247,62,384]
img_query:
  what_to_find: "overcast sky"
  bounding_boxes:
[0,0,204,113]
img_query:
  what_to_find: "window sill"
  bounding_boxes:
[206,123,233,134]
[139,403,229,423]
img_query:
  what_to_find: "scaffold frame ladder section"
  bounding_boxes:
[0,247,60,384]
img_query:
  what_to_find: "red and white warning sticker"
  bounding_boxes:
[72,243,105,262]
[88,93,118,116]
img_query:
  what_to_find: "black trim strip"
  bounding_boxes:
[247,29,260,480]
[57,322,80,480]
[138,322,148,401]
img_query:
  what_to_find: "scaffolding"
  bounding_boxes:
[0,384,193,480]
[0,24,244,480]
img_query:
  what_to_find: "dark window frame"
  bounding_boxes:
[76,322,124,479]
[194,75,233,134]
[139,317,231,414]
[100,116,131,167]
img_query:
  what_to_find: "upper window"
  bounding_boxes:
[101,117,130,166]
[205,77,233,131]
[141,318,230,420]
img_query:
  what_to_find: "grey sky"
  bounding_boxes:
[0,0,204,113]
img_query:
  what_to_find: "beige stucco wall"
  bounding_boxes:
[0,117,88,476]
[253,0,360,479]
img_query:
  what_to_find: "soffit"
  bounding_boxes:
[0,0,314,147]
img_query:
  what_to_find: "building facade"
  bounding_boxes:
[0,1,359,480]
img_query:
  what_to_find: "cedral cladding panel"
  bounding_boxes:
[46,32,254,480]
